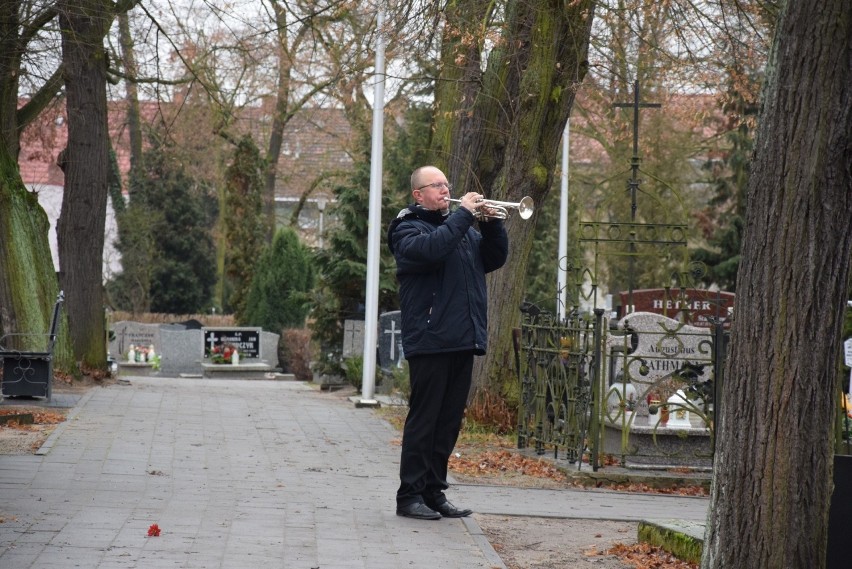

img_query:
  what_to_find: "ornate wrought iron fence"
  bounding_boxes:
[517,305,729,470]
[516,306,606,468]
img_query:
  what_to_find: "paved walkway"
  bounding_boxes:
[0,377,709,568]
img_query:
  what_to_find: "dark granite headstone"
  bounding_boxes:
[378,311,403,372]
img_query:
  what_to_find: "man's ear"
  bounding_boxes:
[412,189,421,203]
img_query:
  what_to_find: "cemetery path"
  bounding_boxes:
[0,377,708,568]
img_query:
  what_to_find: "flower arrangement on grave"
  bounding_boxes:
[127,344,156,363]
[208,342,239,364]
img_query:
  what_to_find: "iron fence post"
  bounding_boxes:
[711,321,728,456]
[589,308,605,471]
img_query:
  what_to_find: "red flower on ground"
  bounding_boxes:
[147,523,161,537]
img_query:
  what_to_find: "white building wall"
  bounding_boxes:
[29,183,122,282]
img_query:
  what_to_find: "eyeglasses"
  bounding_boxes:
[416,181,453,192]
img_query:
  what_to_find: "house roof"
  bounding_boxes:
[17,98,355,203]
[18,91,722,197]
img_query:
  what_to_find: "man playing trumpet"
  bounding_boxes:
[387,165,509,520]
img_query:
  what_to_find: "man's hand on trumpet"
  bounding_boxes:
[458,192,483,215]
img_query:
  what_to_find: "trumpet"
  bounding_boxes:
[444,196,534,220]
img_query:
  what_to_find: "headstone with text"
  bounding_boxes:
[110,321,161,361]
[202,327,261,359]
[603,312,715,467]
[619,288,735,328]
[606,311,713,421]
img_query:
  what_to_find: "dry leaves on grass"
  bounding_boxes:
[450,447,708,495]
[449,449,569,482]
[0,408,67,430]
[576,479,709,496]
[607,542,698,569]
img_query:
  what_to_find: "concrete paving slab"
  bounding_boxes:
[1,375,713,568]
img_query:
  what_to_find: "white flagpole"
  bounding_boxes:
[358,8,386,407]
[557,119,570,321]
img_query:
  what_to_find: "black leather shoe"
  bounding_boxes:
[396,502,441,520]
[427,501,473,518]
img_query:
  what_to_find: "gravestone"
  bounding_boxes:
[260,331,280,368]
[200,327,280,379]
[159,326,204,377]
[110,321,161,361]
[607,311,712,415]
[603,312,714,468]
[619,288,734,328]
[202,327,261,359]
[108,321,282,378]
[378,311,404,372]
[343,320,365,358]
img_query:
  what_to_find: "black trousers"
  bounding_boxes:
[396,351,474,507]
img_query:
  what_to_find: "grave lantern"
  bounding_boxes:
[666,389,692,429]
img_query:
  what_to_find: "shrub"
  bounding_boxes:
[342,356,364,390]
[278,328,313,381]
[390,362,411,403]
[243,227,315,330]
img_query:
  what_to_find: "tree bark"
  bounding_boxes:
[703,2,852,568]
[432,0,595,394]
[0,1,73,370]
[117,11,142,185]
[263,0,296,242]
[57,0,114,368]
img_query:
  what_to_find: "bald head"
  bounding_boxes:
[410,166,451,212]
[411,166,444,192]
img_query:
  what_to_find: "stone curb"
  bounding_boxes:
[638,519,705,564]
[34,388,95,455]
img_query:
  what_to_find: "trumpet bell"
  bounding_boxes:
[517,196,534,220]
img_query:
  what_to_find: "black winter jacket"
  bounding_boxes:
[387,204,509,358]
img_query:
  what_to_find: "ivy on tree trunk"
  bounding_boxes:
[431,0,595,396]
[0,1,72,370]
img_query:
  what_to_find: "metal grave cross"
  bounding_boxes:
[613,79,662,312]
[613,79,662,220]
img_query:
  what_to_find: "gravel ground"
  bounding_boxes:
[476,515,636,569]
[0,426,46,454]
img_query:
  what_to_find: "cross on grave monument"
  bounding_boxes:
[343,320,366,358]
[384,319,401,363]
[613,80,662,313]
[206,332,218,354]
[378,311,403,372]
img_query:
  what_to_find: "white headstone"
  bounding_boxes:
[605,311,713,415]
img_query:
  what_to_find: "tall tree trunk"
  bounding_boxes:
[0,154,68,353]
[433,0,595,394]
[0,1,73,370]
[117,11,142,186]
[263,0,294,242]
[703,2,852,568]
[57,0,114,368]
